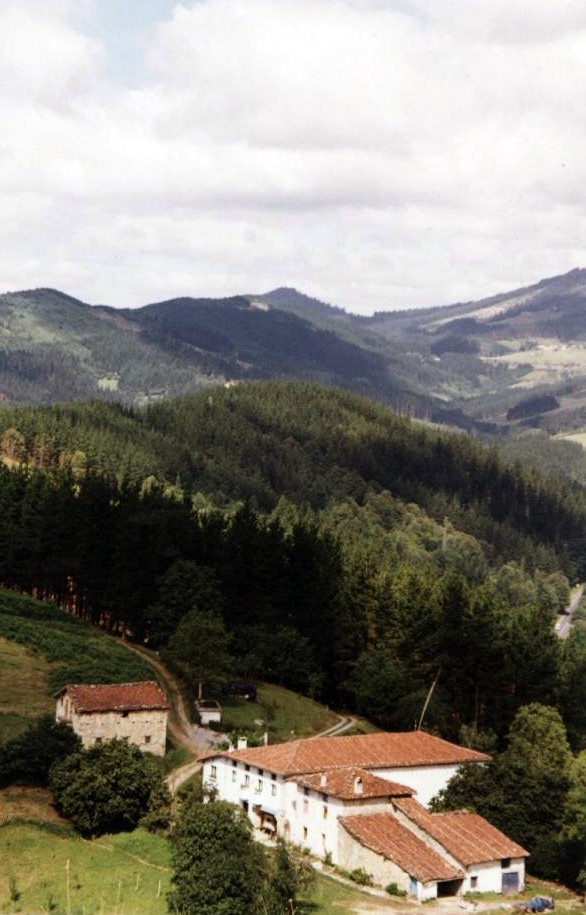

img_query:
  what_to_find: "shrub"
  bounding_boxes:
[349,868,373,886]
[0,715,81,787]
[386,881,407,896]
[49,739,170,837]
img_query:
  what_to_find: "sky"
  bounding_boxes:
[1,0,585,314]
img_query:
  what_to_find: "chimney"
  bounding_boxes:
[354,776,363,794]
[237,736,248,750]
[320,773,327,788]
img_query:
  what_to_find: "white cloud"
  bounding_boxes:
[0,0,585,312]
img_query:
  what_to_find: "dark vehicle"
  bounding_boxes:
[515,896,554,913]
[225,680,257,701]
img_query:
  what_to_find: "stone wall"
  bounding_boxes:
[56,697,167,756]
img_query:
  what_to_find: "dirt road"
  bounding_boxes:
[112,640,206,792]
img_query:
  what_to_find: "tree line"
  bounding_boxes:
[0,458,584,748]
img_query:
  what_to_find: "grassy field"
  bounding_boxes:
[220,683,339,741]
[0,821,396,915]
[484,341,586,389]
[0,637,54,741]
[555,431,586,448]
[0,588,152,697]
[306,871,401,914]
[0,814,582,915]
[0,824,172,915]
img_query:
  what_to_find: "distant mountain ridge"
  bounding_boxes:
[2,269,586,436]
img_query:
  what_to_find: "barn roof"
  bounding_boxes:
[200,730,489,776]
[289,767,414,800]
[56,681,170,713]
[392,797,529,865]
[340,812,465,883]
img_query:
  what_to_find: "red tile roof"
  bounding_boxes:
[290,767,414,800]
[201,731,489,776]
[393,797,528,864]
[340,813,465,883]
[57,681,170,713]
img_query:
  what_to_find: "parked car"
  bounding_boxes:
[515,896,554,913]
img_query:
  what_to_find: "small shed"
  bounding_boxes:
[225,680,257,701]
[196,699,222,726]
[55,680,169,757]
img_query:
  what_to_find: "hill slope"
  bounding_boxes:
[0,382,579,744]
[0,382,582,580]
[3,269,586,440]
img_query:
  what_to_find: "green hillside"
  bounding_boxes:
[0,588,151,740]
[0,288,216,405]
[0,382,581,747]
[5,271,586,448]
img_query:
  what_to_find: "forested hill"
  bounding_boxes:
[0,286,434,417]
[1,380,585,750]
[0,382,584,581]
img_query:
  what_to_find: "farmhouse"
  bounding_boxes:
[201,730,527,900]
[55,680,169,757]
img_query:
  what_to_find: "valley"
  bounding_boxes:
[3,275,586,907]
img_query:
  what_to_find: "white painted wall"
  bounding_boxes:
[371,763,462,807]
[203,756,524,902]
[203,757,286,830]
[463,858,525,894]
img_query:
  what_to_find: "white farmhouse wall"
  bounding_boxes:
[283,784,403,861]
[372,764,461,807]
[203,758,286,830]
[463,858,525,895]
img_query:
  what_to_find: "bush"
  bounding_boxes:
[386,882,407,897]
[349,868,373,886]
[0,715,81,787]
[49,739,170,837]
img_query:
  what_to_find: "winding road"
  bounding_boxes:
[555,584,584,640]
[112,640,207,792]
[114,639,359,792]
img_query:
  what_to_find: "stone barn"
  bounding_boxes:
[55,680,169,756]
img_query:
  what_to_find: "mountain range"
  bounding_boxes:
[3,269,586,437]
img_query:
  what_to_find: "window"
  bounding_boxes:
[256,779,263,792]
[95,737,102,743]
[291,800,297,811]
[210,765,217,780]
[242,774,250,788]
[470,876,478,889]
[303,827,308,841]
[271,773,276,781]
[232,769,237,783]
[303,787,309,797]
[121,711,129,718]
[323,805,328,820]
[271,783,277,797]
[245,764,250,772]
[232,760,237,767]
[144,735,151,744]
[501,858,511,869]
[258,768,264,776]
[303,800,309,814]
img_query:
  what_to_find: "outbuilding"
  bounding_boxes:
[55,680,169,756]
